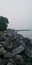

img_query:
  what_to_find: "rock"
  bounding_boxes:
[19,40,25,47]
[0,29,32,65]
[25,50,32,58]
[12,45,24,55]
[4,52,14,58]
[16,55,24,64]
[0,44,7,55]
[9,58,16,65]
[2,58,7,65]
[0,58,2,65]
[7,63,13,65]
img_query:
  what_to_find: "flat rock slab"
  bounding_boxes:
[12,45,24,55]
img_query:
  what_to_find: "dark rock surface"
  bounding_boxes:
[0,29,32,65]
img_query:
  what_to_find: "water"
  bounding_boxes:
[18,31,32,40]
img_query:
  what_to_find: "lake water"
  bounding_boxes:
[18,31,32,40]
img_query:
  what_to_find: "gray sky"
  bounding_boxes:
[0,0,32,29]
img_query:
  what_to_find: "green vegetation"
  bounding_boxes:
[0,16,9,31]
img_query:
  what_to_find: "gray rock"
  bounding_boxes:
[16,55,24,64]
[4,52,14,58]
[0,44,7,55]
[0,58,2,65]
[0,29,32,65]
[12,45,24,55]
[19,40,25,47]
[7,63,13,65]
[9,58,16,65]
[2,58,7,65]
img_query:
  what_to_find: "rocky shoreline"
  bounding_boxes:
[0,29,32,65]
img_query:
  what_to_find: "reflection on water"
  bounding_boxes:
[18,31,32,40]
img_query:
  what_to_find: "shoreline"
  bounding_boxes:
[0,29,32,65]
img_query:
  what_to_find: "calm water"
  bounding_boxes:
[18,31,32,40]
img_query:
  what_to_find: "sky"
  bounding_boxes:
[0,0,32,29]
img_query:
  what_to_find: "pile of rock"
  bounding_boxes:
[0,29,32,65]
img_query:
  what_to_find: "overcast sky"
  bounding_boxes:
[0,0,32,29]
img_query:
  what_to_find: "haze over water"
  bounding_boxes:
[0,0,32,39]
[18,31,32,39]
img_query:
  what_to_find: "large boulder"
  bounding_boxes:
[16,55,24,64]
[12,45,25,55]
[0,44,7,55]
